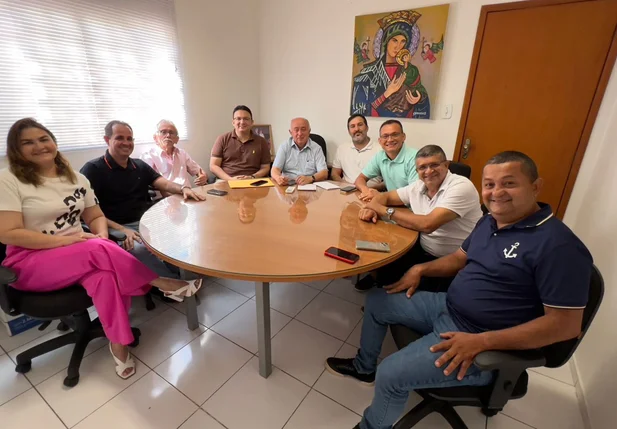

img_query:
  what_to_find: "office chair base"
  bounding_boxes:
[15,362,31,374]
[57,321,70,331]
[481,407,499,417]
[393,396,469,429]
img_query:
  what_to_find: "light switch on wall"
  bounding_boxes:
[442,104,453,119]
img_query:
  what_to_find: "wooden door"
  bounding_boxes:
[454,0,617,218]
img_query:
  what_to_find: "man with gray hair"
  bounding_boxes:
[271,117,328,185]
[354,144,482,291]
[141,119,207,191]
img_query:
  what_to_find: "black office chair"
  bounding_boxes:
[0,236,141,388]
[448,162,471,179]
[310,133,327,160]
[390,265,604,429]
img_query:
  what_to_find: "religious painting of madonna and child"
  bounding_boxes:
[350,6,449,119]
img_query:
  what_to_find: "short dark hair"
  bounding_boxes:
[347,114,367,129]
[379,119,403,133]
[485,151,539,182]
[233,105,253,119]
[104,120,133,138]
[415,145,446,162]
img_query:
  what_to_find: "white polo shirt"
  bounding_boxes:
[396,171,483,257]
[332,140,381,184]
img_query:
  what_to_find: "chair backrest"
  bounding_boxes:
[310,133,327,161]
[448,162,471,179]
[543,265,604,367]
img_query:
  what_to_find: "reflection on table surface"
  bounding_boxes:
[139,182,417,282]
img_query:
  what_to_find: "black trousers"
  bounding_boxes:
[375,239,454,293]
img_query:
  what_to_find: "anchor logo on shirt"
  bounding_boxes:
[503,242,520,259]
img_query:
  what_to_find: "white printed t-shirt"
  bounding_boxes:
[0,169,98,236]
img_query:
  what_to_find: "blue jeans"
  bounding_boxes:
[122,221,179,279]
[354,289,493,429]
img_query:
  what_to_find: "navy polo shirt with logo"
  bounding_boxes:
[446,204,592,334]
[80,150,161,224]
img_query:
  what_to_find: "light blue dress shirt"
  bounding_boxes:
[273,138,328,178]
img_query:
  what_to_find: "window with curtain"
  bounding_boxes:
[0,0,187,154]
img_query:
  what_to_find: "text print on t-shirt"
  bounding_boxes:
[42,187,92,235]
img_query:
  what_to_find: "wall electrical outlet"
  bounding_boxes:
[442,104,453,119]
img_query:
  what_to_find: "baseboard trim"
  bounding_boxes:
[572,357,593,429]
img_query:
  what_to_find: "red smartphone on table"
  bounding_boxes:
[324,247,360,264]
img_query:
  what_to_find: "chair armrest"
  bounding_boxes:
[0,267,18,315]
[474,350,546,371]
[475,349,546,411]
[0,266,17,285]
[108,228,127,242]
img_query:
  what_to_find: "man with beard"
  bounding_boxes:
[331,114,382,188]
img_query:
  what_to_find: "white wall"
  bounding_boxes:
[174,0,261,170]
[562,61,617,429]
[258,0,519,160]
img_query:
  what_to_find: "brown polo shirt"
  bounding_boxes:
[211,130,271,177]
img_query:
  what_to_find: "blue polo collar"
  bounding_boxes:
[489,203,553,231]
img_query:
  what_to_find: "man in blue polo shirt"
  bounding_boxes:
[271,117,328,186]
[325,151,592,429]
[354,120,418,201]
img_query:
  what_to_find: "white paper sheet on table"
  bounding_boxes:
[315,181,340,190]
[298,184,317,191]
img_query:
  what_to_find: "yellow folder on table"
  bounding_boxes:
[228,178,275,189]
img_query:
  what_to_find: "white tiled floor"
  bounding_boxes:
[0,280,586,429]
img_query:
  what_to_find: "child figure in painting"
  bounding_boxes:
[383,49,428,114]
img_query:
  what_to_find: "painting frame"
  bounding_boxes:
[350,5,450,120]
[252,124,274,159]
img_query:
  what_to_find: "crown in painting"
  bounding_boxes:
[377,10,421,29]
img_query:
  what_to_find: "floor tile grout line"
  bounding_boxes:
[498,411,540,429]
[528,368,576,388]
[202,408,231,429]
[198,356,255,408]
[31,384,71,429]
[281,388,313,429]
[310,385,363,418]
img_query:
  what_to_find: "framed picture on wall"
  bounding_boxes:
[252,124,274,158]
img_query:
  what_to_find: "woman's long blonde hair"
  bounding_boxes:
[6,118,76,186]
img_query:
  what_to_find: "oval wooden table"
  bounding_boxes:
[139,182,418,378]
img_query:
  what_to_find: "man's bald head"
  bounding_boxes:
[289,117,311,148]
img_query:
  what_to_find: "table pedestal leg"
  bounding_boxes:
[255,281,272,378]
[180,268,199,331]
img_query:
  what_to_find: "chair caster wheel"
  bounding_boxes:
[15,361,32,374]
[57,321,70,331]
[145,300,156,311]
[63,375,79,387]
[482,408,499,417]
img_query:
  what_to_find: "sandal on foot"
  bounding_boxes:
[109,343,136,380]
[163,278,203,303]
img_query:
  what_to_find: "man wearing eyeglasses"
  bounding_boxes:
[354,120,418,202]
[354,145,482,292]
[210,105,271,181]
[141,119,208,194]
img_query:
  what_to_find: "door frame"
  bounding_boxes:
[453,0,617,218]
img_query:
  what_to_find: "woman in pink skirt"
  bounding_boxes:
[0,118,202,379]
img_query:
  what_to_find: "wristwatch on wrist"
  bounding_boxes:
[386,207,395,220]
[180,185,190,193]
[311,175,316,183]
[250,175,256,179]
